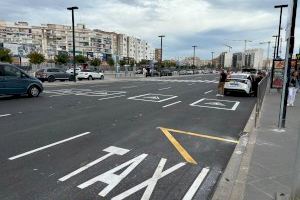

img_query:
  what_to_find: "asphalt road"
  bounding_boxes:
[0,74,256,200]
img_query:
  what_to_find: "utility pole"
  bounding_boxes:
[158,35,165,71]
[192,45,197,72]
[274,4,288,58]
[67,6,79,82]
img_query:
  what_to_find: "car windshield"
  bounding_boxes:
[230,75,248,79]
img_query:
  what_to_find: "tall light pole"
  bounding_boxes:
[274,4,288,58]
[259,41,271,70]
[192,45,197,72]
[158,35,165,71]
[67,6,79,82]
[211,52,214,68]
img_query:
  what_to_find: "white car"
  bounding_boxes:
[77,69,104,80]
[66,68,81,75]
[224,73,254,95]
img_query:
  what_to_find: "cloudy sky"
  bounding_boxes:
[0,0,299,59]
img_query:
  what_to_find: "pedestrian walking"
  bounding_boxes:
[217,69,227,96]
[287,71,298,107]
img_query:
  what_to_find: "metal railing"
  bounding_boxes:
[255,74,270,127]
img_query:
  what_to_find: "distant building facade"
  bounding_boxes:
[0,20,153,63]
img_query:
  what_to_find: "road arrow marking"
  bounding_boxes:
[158,127,238,165]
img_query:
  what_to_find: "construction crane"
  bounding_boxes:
[231,40,252,52]
[223,44,232,52]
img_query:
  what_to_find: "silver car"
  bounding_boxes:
[35,68,74,82]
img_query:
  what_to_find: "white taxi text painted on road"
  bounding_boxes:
[78,154,148,197]
[59,146,130,182]
[111,158,186,200]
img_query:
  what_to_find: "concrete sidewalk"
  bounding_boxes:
[242,90,300,199]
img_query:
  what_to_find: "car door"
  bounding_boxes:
[3,65,27,94]
[59,69,69,79]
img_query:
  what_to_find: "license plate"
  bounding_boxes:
[230,83,238,86]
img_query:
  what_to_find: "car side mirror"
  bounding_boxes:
[21,73,28,78]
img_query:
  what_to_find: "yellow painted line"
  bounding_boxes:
[159,127,239,144]
[160,127,197,165]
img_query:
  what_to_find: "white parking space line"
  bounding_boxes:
[121,86,137,89]
[182,167,210,200]
[0,114,11,118]
[162,101,182,108]
[204,90,214,94]
[90,85,109,88]
[8,132,91,160]
[98,95,126,101]
[188,83,195,85]
[158,87,171,91]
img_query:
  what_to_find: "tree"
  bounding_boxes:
[0,49,13,63]
[54,53,70,65]
[90,58,101,67]
[119,60,126,67]
[27,52,45,65]
[107,57,115,67]
[75,55,87,64]
[138,59,149,66]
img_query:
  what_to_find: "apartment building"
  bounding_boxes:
[244,48,264,69]
[0,20,153,62]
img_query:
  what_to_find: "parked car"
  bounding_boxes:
[146,70,160,77]
[0,63,43,97]
[160,69,172,76]
[224,73,254,96]
[179,70,187,75]
[135,69,143,74]
[66,67,81,75]
[77,69,104,80]
[35,68,73,82]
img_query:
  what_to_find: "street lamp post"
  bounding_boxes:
[192,45,197,73]
[274,4,288,58]
[67,6,79,82]
[211,52,214,69]
[158,35,165,71]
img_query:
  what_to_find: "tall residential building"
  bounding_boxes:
[244,48,264,69]
[155,48,162,62]
[232,52,244,70]
[219,52,233,68]
[0,20,153,62]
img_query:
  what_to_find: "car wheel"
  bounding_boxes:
[88,76,93,80]
[60,80,65,82]
[100,75,104,80]
[78,78,82,81]
[48,76,55,82]
[28,85,40,97]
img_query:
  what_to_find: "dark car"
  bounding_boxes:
[0,63,43,97]
[146,70,160,77]
[160,69,172,77]
[35,68,73,82]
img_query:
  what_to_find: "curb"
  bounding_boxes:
[212,105,257,200]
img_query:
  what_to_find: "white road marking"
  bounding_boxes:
[122,86,137,89]
[128,93,178,103]
[190,98,240,111]
[158,87,171,91]
[162,101,182,108]
[78,154,148,197]
[204,90,213,94]
[8,132,91,160]
[188,83,195,85]
[112,159,186,200]
[98,95,126,101]
[0,114,11,118]
[182,167,210,200]
[59,146,130,182]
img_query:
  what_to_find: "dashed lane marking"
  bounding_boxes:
[0,114,11,118]
[158,87,171,91]
[162,101,182,108]
[121,86,138,89]
[98,95,126,101]
[8,132,91,160]
[158,127,238,164]
[204,90,214,94]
